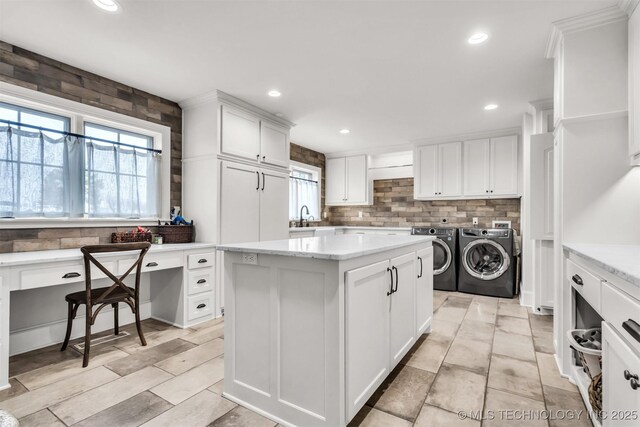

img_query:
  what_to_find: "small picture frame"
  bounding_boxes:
[492,220,511,229]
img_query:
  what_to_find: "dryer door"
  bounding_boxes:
[462,239,510,280]
[433,238,452,276]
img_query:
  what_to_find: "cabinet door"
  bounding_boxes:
[220,105,261,161]
[438,142,462,196]
[415,247,433,336]
[326,157,346,205]
[490,135,518,196]
[630,8,640,162]
[259,169,289,241]
[389,252,416,366]
[219,162,260,244]
[346,155,368,204]
[415,145,439,198]
[260,121,290,168]
[463,139,490,197]
[602,322,640,426]
[530,133,554,240]
[345,260,391,420]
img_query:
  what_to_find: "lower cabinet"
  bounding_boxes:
[602,322,640,426]
[345,250,427,420]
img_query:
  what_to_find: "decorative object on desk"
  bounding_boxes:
[158,219,194,243]
[111,226,152,243]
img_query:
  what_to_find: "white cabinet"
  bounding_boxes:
[220,161,289,244]
[220,104,290,168]
[415,247,433,335]
[326,155,370,205]
[462,135,518,197]
[220,105,261,161]
[414,142,462,199]
[629,6,640,164]
[388,253,416,365]
[602,322,640,426]
[345,260,391,420]
[260,121,290,168]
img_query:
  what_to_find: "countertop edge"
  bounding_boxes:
[563,243,640,288]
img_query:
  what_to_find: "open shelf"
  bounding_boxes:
[571,365,602,427]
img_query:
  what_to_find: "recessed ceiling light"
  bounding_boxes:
[484,104,498,110]
[92,0,120,12]
[268,90,281,97]
[339,129,351,134]
[468,32,489,45]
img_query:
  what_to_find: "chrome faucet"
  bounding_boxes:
[299,205,310,227]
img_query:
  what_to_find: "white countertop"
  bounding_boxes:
[289,226,412,232]
[217,234,434,261]
[563,243,640,288]
[0,242,217,267]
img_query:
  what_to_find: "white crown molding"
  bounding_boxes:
[178,91,218,109]
[216,90,296,128]
[545,5,628,59]
[619,0,640,16]
[553,109,628,135]
[528,98,554,115]
[411,126,521,147]
[325,143,415,159]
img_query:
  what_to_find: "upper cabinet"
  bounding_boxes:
[326,155,370,205]
[630,5,640,164]
[414,142,462,199]
[415,135,519,200]
[220,104,290,168]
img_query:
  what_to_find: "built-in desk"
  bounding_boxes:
[0,242,217,391]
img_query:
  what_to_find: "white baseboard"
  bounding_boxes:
[9,301,152,356]
[519,289,534,308]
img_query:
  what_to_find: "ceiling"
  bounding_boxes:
[0,0,615,154]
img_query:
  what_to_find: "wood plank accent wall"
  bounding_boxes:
[329,178,521,233]
[0,41,181,253]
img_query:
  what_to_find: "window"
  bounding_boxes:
[289,162,321,221]
[0,100,161,219]
[0,102,71,217]
[84,123,157,218]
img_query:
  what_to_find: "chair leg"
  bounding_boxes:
[83,309,92,368]
[113,302,119,335]
[134,299,147,347]
[60,302,74,351]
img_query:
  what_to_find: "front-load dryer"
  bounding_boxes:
[411,227,457,291]
[457,228,516,298]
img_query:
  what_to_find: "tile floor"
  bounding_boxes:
[0,291,591,426]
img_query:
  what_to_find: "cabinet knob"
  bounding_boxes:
[624,369,639,381]
[256,154,260,160]
[632,378,639,390]
[262,156,266,160]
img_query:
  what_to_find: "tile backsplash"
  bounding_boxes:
[328,178,521,233]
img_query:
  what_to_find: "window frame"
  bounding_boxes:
[289,160,322,221]
[0,81,170,228]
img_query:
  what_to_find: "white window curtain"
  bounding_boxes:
[0,127,83,218]
[289,176,319,220]
[86,142,159,218]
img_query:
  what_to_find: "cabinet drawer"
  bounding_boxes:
[118,253,182,275]
[603,283,640,356]
[187,293,214,321]
[20,261,114,290]
[187,270,214,296]
[566,259,602,313]
[187,252,215,270]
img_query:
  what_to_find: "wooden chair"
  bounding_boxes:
[60,242,151,367]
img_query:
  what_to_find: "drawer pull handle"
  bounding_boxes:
[196,303,207,309]
[146,262,158,267]
[623,319,640,344]
[417,256,423,278]
[624,370,639,381]
[197,279,207,284]
[62,272,81,279]
[198,258,208,264]
[571,274,583,286]
[386,267,394,296]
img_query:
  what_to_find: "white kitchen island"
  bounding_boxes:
[216,234,434,427]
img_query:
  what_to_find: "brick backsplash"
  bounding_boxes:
[0,41,182,253]
[328,178,521,233]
